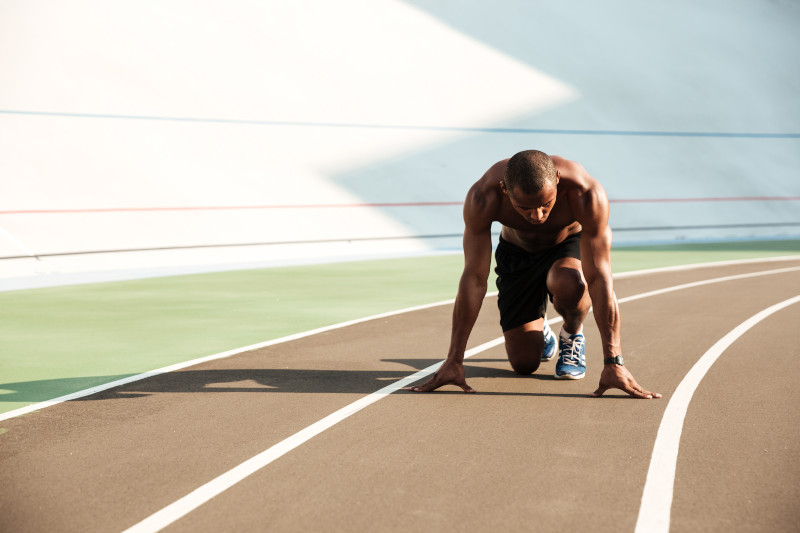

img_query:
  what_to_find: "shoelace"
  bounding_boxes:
[559,336,585,367]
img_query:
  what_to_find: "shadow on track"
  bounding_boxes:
[0,358,606,402]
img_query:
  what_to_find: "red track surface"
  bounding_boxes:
[1,258,799,532]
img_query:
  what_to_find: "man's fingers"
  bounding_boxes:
[407,379,438,393]
[592,380,662,399]
[591,385,608,397]
[407,381,477,393]
[627,377,663,398]
[628,387,652,399]
[594,365,663,399]
[406,375,476,393]
[406,376,438,392]
[458,381,477,393]
[624,382,662,399]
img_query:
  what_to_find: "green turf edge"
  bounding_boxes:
[0,239,797,415]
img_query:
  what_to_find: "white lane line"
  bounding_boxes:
[617,266,800,305]
[122,265,800,533]
[613,254,800,279]
[634,294,800,533]
[120,333,514,533]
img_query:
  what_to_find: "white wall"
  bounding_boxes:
[1,0,798,288]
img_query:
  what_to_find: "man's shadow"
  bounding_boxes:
[0,358,597,404]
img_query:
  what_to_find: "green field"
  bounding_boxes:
[1,239,797,415]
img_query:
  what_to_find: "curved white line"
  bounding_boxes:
[121,265,800,533]
[617,266,800,305]
[634,294,800,533]
[613,254,800,279]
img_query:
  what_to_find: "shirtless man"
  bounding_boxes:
[409,150,660,399]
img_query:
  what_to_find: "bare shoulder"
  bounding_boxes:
[463,159,507,230]
[551,155,609,229]
[551,155,593,191]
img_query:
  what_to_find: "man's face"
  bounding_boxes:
[503,181,558,225]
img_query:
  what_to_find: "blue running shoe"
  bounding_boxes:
[541,319,557,362]
[554,331,586,379]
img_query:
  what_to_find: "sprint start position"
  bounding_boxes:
[409,150,661,399]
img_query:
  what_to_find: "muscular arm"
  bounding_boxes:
[583,225,621,359]
[564,166,620,359]
[408,174,496,393]
[447,196,494,362]
[560,158,661,399]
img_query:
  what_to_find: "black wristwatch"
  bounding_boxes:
[604,355,624,366]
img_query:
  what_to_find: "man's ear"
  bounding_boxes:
[555,170,560,185]
[500,180,508,195]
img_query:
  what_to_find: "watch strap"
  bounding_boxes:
[604,355,624,365]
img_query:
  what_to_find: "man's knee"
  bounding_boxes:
[548,261,588,309]
[503,318,544,375]
[509,354,540,375]
[504,329,544,375]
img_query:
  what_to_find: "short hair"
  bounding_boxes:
[503,150,557,194]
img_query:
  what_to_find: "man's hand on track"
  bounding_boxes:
[408,358,660,398]
[592,364,661,399]
[407,359,476,393]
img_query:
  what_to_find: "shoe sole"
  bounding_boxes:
[553,372,586,380]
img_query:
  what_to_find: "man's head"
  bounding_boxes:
[502,150,557,194]
[501,150,560,225]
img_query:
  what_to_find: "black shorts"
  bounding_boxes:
[495,233,582,332]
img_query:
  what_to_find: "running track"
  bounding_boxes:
[1,257,799,532]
